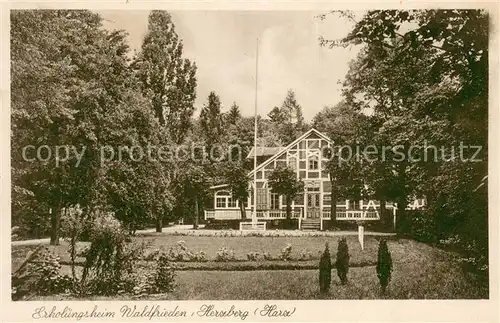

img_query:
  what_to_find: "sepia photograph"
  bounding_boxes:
[9,7,490,305]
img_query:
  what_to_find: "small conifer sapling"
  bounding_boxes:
[376,238,393,294]
[319,242,332,295]
[335,237,350,285]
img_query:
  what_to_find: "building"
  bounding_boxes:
[204,128,406,230]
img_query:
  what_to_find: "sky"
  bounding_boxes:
[98,10,363,122]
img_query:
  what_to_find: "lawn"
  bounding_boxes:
[11,234,488,300]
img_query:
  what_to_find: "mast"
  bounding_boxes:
[253,38,259,224]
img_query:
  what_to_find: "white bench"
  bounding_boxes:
[239,221,266,231]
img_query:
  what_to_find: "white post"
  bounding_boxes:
[252,38,259,229]
[358,225,364,250]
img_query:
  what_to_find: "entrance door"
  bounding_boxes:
[306,192,321,219]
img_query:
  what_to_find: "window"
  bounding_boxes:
[216,197,226,208]
[228,197,237,208]
[270,193,280,210]
[323,193,331,205]
[215,190,238,209]
[309,158,319,170]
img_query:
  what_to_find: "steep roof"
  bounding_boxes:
[246,147,284,159]
[247,128,332,178]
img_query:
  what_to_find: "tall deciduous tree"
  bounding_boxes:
[134,10,197,144]
[11,10,156,243]
[320,9,488,272]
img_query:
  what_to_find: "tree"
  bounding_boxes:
[11,10,155,243]
[200,91,224,150]
[268,90,308,145]
[225,164,249,220]
[133,10,197,144]
[321,9,488,274]
[226,102,242,125]
[335,237,349,285]
[376,238,393,294]
[268,167,304,221]
[319,242,332,295]
[175,164,210,229]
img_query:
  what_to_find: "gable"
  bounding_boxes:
[248,128,333,178]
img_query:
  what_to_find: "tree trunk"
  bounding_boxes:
[330,183,337,223]
[155,215,163,232]
[50,206,61,245]
[285,196,292,220]
[239,201,246,220]
[193,199,199,230]
[396,197,408,233]
[380,199,388,230]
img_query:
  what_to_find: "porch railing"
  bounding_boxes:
[205,209,302,220]
[322,209,380,220]
[206,208,379,221]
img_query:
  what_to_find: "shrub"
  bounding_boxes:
[215,247,236,262]
[319,243,332,295]
[60,205,85,280]
[262,251,272,260]
[335,237,349,285]
[153,253,176,293]
[376,238,392,294]
[164,241,207,262]
[246,252,261,261]
[280,243,292,261]
[298,249,315,261]
[80,211,138,295]
[12,248,74,300]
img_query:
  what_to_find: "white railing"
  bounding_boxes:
[206,209,301,220]
[322,210,379,220]
[204,209,241,220]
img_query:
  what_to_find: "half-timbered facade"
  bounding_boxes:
[204,128,421,230]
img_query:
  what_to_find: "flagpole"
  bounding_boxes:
[253,38,259,225]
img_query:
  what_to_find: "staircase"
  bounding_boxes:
[301,219,321,231]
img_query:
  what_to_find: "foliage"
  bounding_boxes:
[80,212,141,295]
[279,243,293,261]
[215,247,236,262]
[268,167,304,220]
[133,10,197,142]
[59,205,85,280]
[318,9,488,274]
[319,243,332,294]
[376,238,393,293]
[173,163,210,229]
[335,237,350,285]
[268,89,308,145]
[200,91,224,149]
[225,163,249,219]
[246,251,261,261]
[153,253,176,293]
[12,248,74,300]
[225,102,242,125]
[164,240,207,262]
[11,10,176,241]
